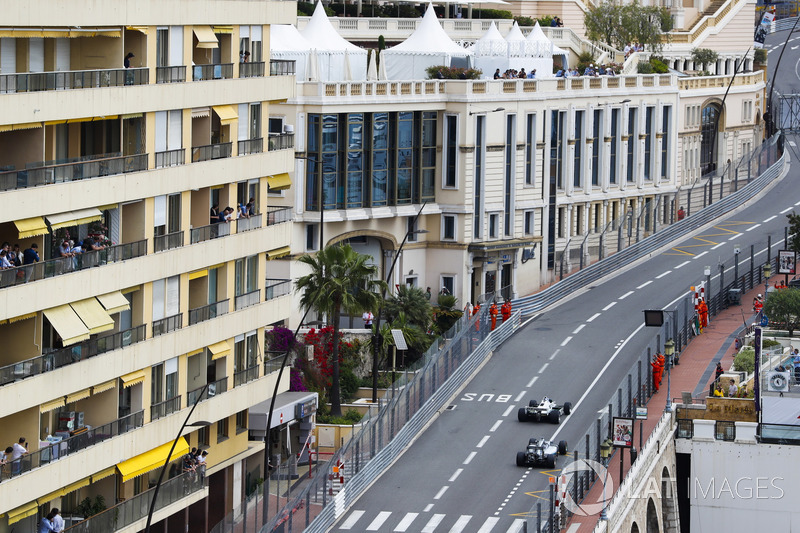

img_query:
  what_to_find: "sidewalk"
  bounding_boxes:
[566,282,763,533]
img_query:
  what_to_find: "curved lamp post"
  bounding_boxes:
[599,438,613,521]
[664,339,675,413]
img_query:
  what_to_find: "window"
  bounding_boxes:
[235,255,258,296]
[234,331,259,372]
[524,211,534,235]
[371,112,389,206]
[236,410,248,434]
[154,193,181,236]
[550,110,566,189]
[441,275,455,296]
[504,114,515,236]
[489,213,499,239]
[268,117,284,135]
[644,106,654,180]
[627,108,637,183]
[407,217,418,242]
[474,115,485,238]
[591,110,602,186]
[151,357,179,404]
[152,276,180,321]
[306,224,318,251]
[557,207,565,238]
[442,214,456,241]
[154,110,182,158]
[217,417,229,442]
[347,113,365,208]
[405,277,418,287]
[443,115,458,188]
[574,110,584,187]
[156,28,169,67]
[395,111,414,205]
[198,425,210,446]
[421,111,437,201]
[525,113,536,185]
[661,106,671,180]
[237,179,259,213]
[610,109,619,185]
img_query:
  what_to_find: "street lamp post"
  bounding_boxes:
[764,261,772,299]
[664,339,675,412]
[599,438,612,521]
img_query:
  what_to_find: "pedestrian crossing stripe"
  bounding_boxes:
[339,510,527,532]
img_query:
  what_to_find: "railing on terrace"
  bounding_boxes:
[154,230,184,253]
[238,137,263,155]
[190,221,231,244]
[759,422,800,444]
[151,395,182,421]
[187,376,229,405]
[264,279,291,301]
[0,153,147,192]
[63,470,204,532]
[235,289,261,310]
[0,325,146,387]
[270,59,296,76]
[193,63,234,81]
[233,365,259,387]
[267,132,294,151]
[188,299,229,326]
[240,61,266,78]
[155,148,186,168]
[266,206,292,225]
[676,418,694,438]
[715,420,736,441]
[156,65,186,83]
[152,313,182,337]
[192,142,232,162]
[236,213,262,232]
[263,354,283,375]
[1,411,144,482]
[0,67,149,94]
[0,239,147,289]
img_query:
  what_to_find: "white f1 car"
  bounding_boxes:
[517,396,573,424]
[516,437,569,468]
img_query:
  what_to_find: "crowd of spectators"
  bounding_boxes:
[555,63,617,78]
[624,42,644,59]
[494,68,537,79]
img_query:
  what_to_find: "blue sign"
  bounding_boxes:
[761,315,769,326]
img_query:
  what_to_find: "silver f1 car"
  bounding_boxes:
[516,437,569,468]
[518,396,573,424]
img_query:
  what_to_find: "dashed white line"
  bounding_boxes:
[795,200,800,206]
[637,281,653,289]
[712,243,724,250]
[560,336,573,346]
[728,234,739,241]
[619,290,635,299]
[695,251,708,259]
[464,452,477,465]
[514,390,526,402]
[490,420,503,432]
[394,513,418,532]
[421,514,445,533]
[433,486,449,500]
[763,215,777,223]
[572,324,585,334]
[675,260,690,269]
[781,207,793,214]
[526,376,538,388]
[538,362,549,374]
[656,271,671,279]
[549,349,560,360]
[423,504,434,512]
[603,302,617,311]
[449,469,463,482]
[476,436,490,448]
[503,405,516,417]
[340,510,365,529]
[587,312,601,322]
[367,511,392,530]
[746,224,761,232]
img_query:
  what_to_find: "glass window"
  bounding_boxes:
[644,107,654,180]
[574,110,583,188]
[441,275,455,296]
[442,215,456,240]
[525,114,536,185]
[627,108,637,183]
[504,114,515,236]
[371,113,389,206]
[489,214,499,239]
[474,115,485,238]
[661,106,670,179]
[421,111,437,200]
[610,109,619,185]
[444,115,458,188]
[217,418,229,441]
[395,112,414,205]
[347,113,364,208]
[592,110,601,186]
[151,363,164,404]
[524,211,534,235]
[236,410,248,433]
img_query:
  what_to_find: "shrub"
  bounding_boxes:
[425,66,483,79]
[514,16,536,26]
[637,61,654,74]
[750,338,781,348]
[650,57,669,73]
[754,48,767,65]
[340,367,360,400]
[733,347,755,374]
[317,408,363,425]
[475,8,513,19]
[691,47,719,68]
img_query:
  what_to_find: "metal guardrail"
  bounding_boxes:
[154,230,184,252]
[264,279,292,301]
[0,67,148,93]
[156,65,187,83]
[192,63,234,81]
[237,213,262,232]
[240,61,266,78]
[151,395,182,421]
[0,153,147,192]
[234,365,260,387]
[189,299,229,326]
[190,221,231,243]
[155,148,185,168]
[238,137,264,155]
[235,289,261,311]
[268,132,294,151]
[266,206,293,225]
[192,142,232,162]
[771,17,799,33]
[187,377,229,405]
[152,313,182,337]
[270,59,296,76]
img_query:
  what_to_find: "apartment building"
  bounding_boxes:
[0,1,304,531]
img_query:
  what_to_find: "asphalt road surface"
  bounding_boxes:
[331,156,797,532]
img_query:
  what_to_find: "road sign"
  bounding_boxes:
[391,329,408,350]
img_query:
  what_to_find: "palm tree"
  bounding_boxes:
[296,244,384,416]
[384,285,432,330]
[432,293,463,336]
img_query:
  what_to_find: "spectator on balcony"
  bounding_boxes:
[0,250,11,269]
[241,51,251,63]
[10,437,27,475]
[124,52,135,69]
[51,509,64,532]
[59,241,74,259]
[528,69,537,79]
[494,68,501,79]
[237,203,250,219]
[197,450,209,479]
[210,203,220,224]
[38,512,57,533]
[83,237,104,251]
[247,198,257,216]
[9,243,21,266]
[22,243,40,265]
[219,206,234,223]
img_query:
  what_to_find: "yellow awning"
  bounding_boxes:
[121,369,146,388]
[213,26,234,34]
[122,285,141,295]
[96,203,119,211]
[45,119,67,126]
[0,122,43,132]
[188,269,208,281]
[120,113,144,120]
[193,26,219,49]
[43,305,90,346]
[191,107,210,119]
[267,173,292,191]
[39,487,63,503]
[14,216,48,239]
[66,388,91,404]
[93,379,116,395]
[97,291,130,315]
[92,466,117,482]
[61,477,91,495]
[117,437,190,482]
[126,26,149,34]
[213,105,238,126]
[8,501,38,525]
[46,208,103,230]
[266,246,291,260]
[9,312,37,323]
[209,340,231,360]
[187,348,205,357]
[40,397,66,414]
[71,298,114,335]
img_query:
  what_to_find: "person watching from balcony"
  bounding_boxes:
[38,511,57,533]
[219,207,234,223]
[728,379,738,397]
[59,241,74,258]
[9,243,21,266]
[124,52,135,69]
[0,250,11,269]
[210,203,220,224]
[237,203,250,219]
[51,508,64,532]
[247,197,257,216]
[83,237,104,251]
[10,437,27,475]
[22,243,39,265]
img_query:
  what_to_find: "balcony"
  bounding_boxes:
[152,313,182,337]
[233,365,259,387]
[235,289,261,311]
[0,239,147,289]
[1,411,144,482]
[0,153,148,192]
[238,137,263,156]
[154,230,184,253]
[0,325,146,387]
[268,132,294,152]
[190,221,231,244]
[0,67,148,94]
[156,65,187,84]
[192,63,234,81]
[237,213,262,232]
[151,395,182,421]
[155,148,186,168]
[265,279,292,301]
[192,142,232,162]
[188,299,229,326]
[187,376,229,405]
[264,354,284,375]
[239,61,266,78]
[266,206,293,225]
[270,59,296,76]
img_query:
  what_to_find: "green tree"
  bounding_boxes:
[432,293,464,335]
[787,212,800,253]
[585,1,670,51]
[584,2,621,49]
[296,244,384,416]
[384,285,432,330]
[691,48,719,70]
[763,289,800,336]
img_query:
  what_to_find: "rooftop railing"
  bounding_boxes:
[156,65,187,83]
[269,59,296,76]
[240,61,266,78]
[152,313,182,337]
[0,67,148,94]
[0,153,148,192]
[151,395,182,421]
[188,299,229,326]
[192,142,232,162]
[193,63,234,81]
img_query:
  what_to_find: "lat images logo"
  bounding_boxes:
[558,459,613,516]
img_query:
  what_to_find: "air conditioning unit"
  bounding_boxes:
[283,124,294,134]
[767,371,791,392]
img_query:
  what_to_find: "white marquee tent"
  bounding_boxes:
[471,22,508,77]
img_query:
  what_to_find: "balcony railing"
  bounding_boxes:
[236,213,262,233]
[152,313,182,337]
[0,67,148,94]
[676,418,693,439]
[192,142,232,162]
[264,354,284,375]
[155,148,186,168]
[193,63,234,81]
[151,395,182,421]
[237,137,263,155]
[235,289,261,311]
[154,230,184,253]
[267,132,294,151]
[0,239,148,289]
[266,206,293,225]
[187,377,229,405]
[0,153,148,192]
[0,325,146,387]
[265,279,292,301]
[270,59,296,76]
[156,65,187,83]
[715,420,736,441]
[188,299,229,326]
[63,470,204,532]
[1,411,144,482]
[233,365,259,387]
[239,61,266,78]
[190,221,231,244]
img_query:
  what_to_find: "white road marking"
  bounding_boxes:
[796,200,800,206]
[572,324,585,334]
[763,215,777,223]
[539,363,549,373]
[675,260,690,269]
[728,234,740,241]
[421,514,445,533]
[603,302,617,311]
[448,515,472,533]
[781,207,793,214]
[656,271,671,279]
[587,312,601,322]
[394,513,419,532]
[464,452,476,465]
[433,486,449,500]
[746,224,761,232]
[637,281,653,289]
[619,290,635,299]
[476,517,500,532]
[514,391,526,402]
[792,45,799,50]
[509,519,526,533]
[549,349,560,360]
[340,510,365,529]
[477,436,490,448]
[502,405,516,417]
[526,376,538,388]
[712,243,724,250]
[560,336,573,346]
[566,524,582,533]
[490,420,502,432]
[695,251,708,259]
[366,511,392,531]
[424,504,434,512]
[449,469,463,482]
